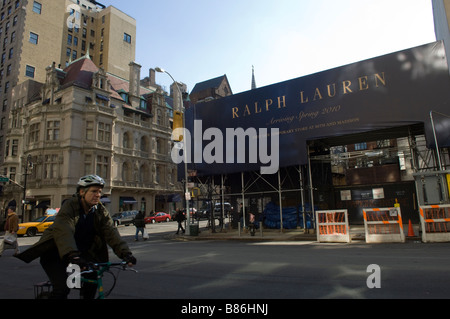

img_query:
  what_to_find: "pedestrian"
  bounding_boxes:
[239,203,244,228]
[175,208,185,235]
[16,175,136,299]
[133,211,147,241]
[0,206,20,257]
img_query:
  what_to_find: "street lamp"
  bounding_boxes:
[22,155,33,223]
[155,67,191,235]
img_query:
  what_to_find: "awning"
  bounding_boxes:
[120,197,137,204]
[185,41,450,176]
[100,196,111,203]
[168,194,182,202]
[96,94,110,101]
[36,200,50,209]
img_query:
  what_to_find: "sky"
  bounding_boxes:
[102,0,437,95]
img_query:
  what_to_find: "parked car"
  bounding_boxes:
[112,210,138,226]
[17,215,57,237]
[145,212,171,224]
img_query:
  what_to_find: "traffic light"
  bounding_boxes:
[191,187,200,198]
[172,111,183,142]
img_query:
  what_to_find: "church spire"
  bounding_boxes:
[251,65,257,90]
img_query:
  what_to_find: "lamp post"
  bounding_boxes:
[155,67,190,235]
[22,154,33,223]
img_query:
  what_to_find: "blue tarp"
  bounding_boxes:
[263,202,317,229]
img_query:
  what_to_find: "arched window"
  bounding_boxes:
[123,131,132,149]
[122,162,132,182]
[139,164,150,183]
[140,135,149,152]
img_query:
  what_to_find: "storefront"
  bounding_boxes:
[183,41,450,229]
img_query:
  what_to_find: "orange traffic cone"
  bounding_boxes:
[407,219,415,237]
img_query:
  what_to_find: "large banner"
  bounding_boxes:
[184,41,450,176]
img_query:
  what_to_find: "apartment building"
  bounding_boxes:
[61,0,136,79]
[0,0,136,162]
[3,54,179,221]
[0,1,180,221]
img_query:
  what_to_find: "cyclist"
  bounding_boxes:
[16,175,137,299]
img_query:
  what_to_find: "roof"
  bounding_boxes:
[61,57,98,89]
[60,56,152,102]
[190,75,228,94]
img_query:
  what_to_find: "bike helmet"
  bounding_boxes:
[77,175,105,188]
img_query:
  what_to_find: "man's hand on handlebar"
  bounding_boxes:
[123,252,137,267]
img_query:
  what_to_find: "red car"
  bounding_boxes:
[145,212,172,224]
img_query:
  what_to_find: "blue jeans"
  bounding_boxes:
[135,227,144,240]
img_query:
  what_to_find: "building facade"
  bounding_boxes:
[3,55,180,221]
[0,0,136,162]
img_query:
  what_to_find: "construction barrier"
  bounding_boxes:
[419,204,450,242]
[363,207,405,243]
[316,210,351,243]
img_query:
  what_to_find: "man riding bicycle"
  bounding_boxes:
[16,175,136,299]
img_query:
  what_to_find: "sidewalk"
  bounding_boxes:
[166,224,368,242]
[167,224,422,242]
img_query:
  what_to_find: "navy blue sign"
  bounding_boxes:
[186,41,450,176]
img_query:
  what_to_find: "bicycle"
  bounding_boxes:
[34,261,137,299]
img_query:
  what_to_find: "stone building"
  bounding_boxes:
[3,54,180,221]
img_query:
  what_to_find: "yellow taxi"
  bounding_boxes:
[17,209,59,237]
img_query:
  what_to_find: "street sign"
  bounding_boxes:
[0,177,9,182]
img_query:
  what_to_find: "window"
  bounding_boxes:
[123,132,132,149]
[84,154,92,175]
[96,156,109,179]
[67,34,72,45]
[86,121,93,140]
[124,33,131,43]
[11,139,18,156]
[46,121,60,141]
[32,1,42,14]
[8,47,13,59]
[25,65,35,78]
[44,154,58,179]
[29,32,38,44]
[29,123,40,143]
[98,122,111,143]
[355,143,367,151]
[9,167,16,182]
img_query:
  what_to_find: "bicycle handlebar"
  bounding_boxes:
[79,261,138,275]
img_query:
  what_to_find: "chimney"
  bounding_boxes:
[129,61,141,98]
[149,68,156,87]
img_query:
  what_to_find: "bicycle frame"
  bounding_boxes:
[80,261,134,299]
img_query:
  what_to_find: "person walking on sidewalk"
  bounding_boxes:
[175,208,185,235]
[0,206,20,257]
[133,211,147,241]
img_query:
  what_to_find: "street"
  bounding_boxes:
[1,220,450,301]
